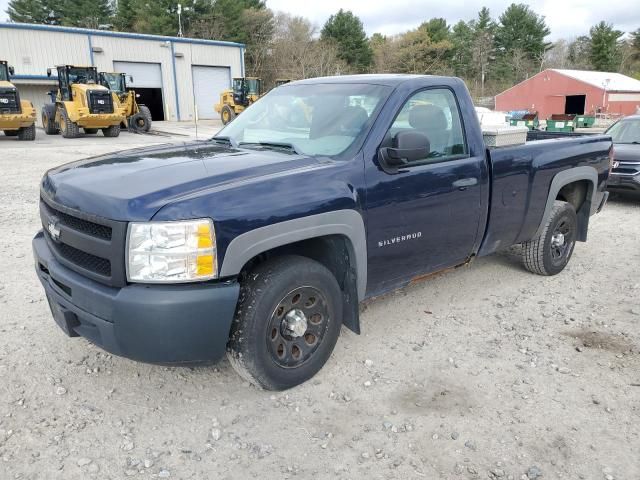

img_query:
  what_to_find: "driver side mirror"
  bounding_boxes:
[128,75,134,84]
[379,130,430,171]
[8,66,15,76]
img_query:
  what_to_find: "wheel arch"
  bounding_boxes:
[219,210,367,334]
[534,166,598,242]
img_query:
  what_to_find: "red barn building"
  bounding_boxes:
[495,69,640,118]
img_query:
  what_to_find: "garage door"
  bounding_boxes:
[192,66,231,120]
[113,61,162,89]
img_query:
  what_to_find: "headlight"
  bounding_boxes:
[126,219,217,283]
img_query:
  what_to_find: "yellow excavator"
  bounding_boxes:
[0,60,36,140]
[42,65,126,138]
[99,71,152,132]
[215,77,262,125]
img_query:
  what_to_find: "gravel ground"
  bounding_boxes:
[1,132,639,480]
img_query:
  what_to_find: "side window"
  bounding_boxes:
[386,88,467,161]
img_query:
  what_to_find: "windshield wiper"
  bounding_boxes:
[210,136,237,147]
[238,141,301,155]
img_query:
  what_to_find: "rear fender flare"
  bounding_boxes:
[534,166,599,241]
[219,209,367,300]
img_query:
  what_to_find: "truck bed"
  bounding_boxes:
[478,134,612,256]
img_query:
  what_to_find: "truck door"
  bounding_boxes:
[365,87,485,294]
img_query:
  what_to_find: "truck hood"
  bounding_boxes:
[613,143,640,163]
[41,141,325,221]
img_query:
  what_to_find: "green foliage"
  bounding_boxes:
[60,0,112,28]
[450,21,474,78]
[113,0,136,32]
[7,0,61,24]
[589,22,623,71]
[495,4,551,61]
[321,9,373,72]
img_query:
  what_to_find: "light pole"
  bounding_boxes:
[602,78,610,112]
[177,3,183,38]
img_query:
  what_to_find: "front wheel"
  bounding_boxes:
[522,200,577,276]
[227,255,343,390]
[221,105,235,125]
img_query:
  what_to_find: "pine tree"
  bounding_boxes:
[589,22,623,71]
[321,9,372,73]
[7,0,61,24]
[60,0,112,28]
[113,0,136,32]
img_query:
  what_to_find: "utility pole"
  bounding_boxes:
[177,3,183,37]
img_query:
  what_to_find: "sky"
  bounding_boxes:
[0,0,637,41]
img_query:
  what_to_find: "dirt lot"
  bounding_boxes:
[1,129,639,480]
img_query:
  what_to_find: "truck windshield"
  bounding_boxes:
[0,64,8,81]
[216,83,391,157]
[68,67,98,85]
[101,73,125,92]
[606,118,640,144]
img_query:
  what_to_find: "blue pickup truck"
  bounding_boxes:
[33,75,612,390]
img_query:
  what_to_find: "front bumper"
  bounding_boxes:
[607,171,640,193]
[33,231,240,365]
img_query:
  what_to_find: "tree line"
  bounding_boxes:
[6,0,640,99]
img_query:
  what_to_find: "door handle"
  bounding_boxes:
[452,177,478,189]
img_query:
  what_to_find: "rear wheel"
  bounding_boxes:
[221,105,235,125]
[522,200,577,276]
[139,105,152,132]
[102,124,120,137]
[3,130,19,136]
[42,104,58,135]
[59,107,80,138]
[17,124,36,141]
[227,255,343,390]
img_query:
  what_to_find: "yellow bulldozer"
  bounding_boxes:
[0,60,37,141]
[99,72,152,132]
[42,65,126,138]
[215,77,262,125]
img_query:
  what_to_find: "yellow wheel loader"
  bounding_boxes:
[42,65,126,139]
[0,60,37,141]
[99,72,152,132]
[214,77,262,125]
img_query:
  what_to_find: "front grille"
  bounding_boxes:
[612,162,640,176]
[40,195,128,287]
[0,88,20,114]
[51,241,111,276]
[87,90,114,114]
[41,201,112,240]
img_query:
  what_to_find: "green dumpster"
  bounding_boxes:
[574,115,596,128]
[510,112,539,130]
[546,114,576,132]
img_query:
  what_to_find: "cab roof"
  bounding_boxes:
[289,74,453,87]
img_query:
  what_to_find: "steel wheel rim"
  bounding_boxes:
[550,217,573,265]
[267,286,329,368]
[222,110,229,123]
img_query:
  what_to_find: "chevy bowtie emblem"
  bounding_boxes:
[612,161,620,169]
[47,217,61,242]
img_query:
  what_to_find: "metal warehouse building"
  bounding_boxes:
[495,69,640,118]
[0,22,245,121]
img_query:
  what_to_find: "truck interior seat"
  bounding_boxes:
[409,105,450,155]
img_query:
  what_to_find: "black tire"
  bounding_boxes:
[59,107,80,138]
[42,104,58,135]
[522,200,577,276]
[17,124,36,141]
[129,113,150,132]
[102,124,120,137]
[139,105,152,132]
[221,105,236,125]
[3,130,19,136]
[227,255,343,390]
[83,128,98,134]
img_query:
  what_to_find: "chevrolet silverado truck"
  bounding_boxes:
[33,75,612,390]
[604,114,640,194]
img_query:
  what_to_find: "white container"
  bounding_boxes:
[482,126,529,147]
